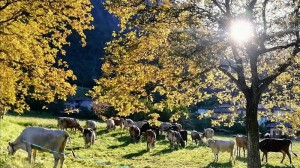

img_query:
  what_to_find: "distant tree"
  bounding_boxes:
[90,1,299,167]
[0,0,93,112]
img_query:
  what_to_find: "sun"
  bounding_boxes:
[230,20,254,43]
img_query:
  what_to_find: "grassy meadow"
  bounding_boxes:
[0,114,299,168]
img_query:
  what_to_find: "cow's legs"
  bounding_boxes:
[285,151,292,164]
[262,152,266,162]
[243,147,245,158]
[26,144,32,163]
[32,149,37,163]
[265,152,268,163]
[59,154,65,168]
[53,155,60,168]
[281,152,286,163]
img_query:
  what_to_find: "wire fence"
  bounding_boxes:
[0,128,130,168]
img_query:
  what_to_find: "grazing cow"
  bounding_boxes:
[168,125,180,132]
[172,123,183,131]
[85,120,97,131]
[202,128,214,139]
[264,133,271,138]
[140,122,159,136]
[159,122,172,134]
[113,118,125,129]
[191,131,203,145]
[259,138,297,164]
[179,130,188,145]
[57,117,83,133]
[134,120,148,129]
[124,119,134,128]
[207,139,235,162]
[129,125,141,143]
[235,134,247,157]
[83,128,95,148]
[7,127,75,168]
[106,119,116,131]
[146,130,156,149]
[167,130,185,148]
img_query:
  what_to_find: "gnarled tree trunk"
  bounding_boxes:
[245,97,261,168]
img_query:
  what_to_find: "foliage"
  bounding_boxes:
[89,1,299,166]
[0,0,94,113]
[1,115,300,168]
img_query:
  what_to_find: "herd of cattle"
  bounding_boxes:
[6,117,298,168]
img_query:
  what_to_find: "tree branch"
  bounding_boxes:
[0,10,29,25]
[258,42,298,55]
[212,0,226,14]
[246,0,257,16]
[0,0,17,11]
[258,50,298,93]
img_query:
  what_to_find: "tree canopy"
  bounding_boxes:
[90,0,299,167]
[0,0,93,112]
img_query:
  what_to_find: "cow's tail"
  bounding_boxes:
[66,134,76,158]
[290,140,298,157]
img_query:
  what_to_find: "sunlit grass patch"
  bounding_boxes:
[0,115,299,168]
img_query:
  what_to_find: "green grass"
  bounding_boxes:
[0,115,299,168]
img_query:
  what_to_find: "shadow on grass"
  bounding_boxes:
[116,135,131,142]
[151,147,177,156]
[262,163,295,168]
[235,156,247,163]
[123,149,148,159]
[96,129,108,136]
[205,161,233,168]
[66,146,83,151]
[185,145,200,150]
[108,141,131,149]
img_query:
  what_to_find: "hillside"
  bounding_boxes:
[61,0,119,88]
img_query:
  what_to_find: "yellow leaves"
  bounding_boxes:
[0,0,93,112]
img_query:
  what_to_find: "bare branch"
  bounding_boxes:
[262,0,269,37]
[246,0,257,16]
[224,0,231,17]
[258,42,298,55]
[212,0,226,14]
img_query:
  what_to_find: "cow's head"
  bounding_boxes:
[207,139,215,147]
[78,126,83,133]
[7,142,16,155]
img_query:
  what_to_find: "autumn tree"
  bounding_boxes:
[0,0,93,113]
[90,0,299,167]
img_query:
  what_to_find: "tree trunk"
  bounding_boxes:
[245,98,261,168]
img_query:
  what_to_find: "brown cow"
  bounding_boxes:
[113,118,125,129]
[191,131,203,145]
[57,117,83,133]
[146,130,156,149]
[129,125,140,143]
[235,134,247,157]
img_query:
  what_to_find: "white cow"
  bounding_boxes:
[106,119,115,131]
[124,119,134,128]
[85,120,97,131]
[207,139,235,162]
[7,127,74,168]
[203,128,214,139]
